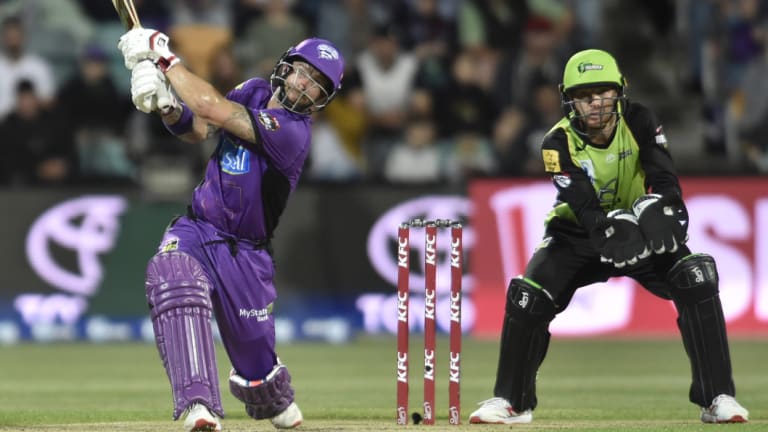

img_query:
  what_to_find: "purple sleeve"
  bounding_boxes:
[251,109,311,172]
[225,79,312,173]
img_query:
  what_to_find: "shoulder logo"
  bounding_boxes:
[654,125,668,148]
[258,111,281,131]
[542,149,561,173]
[317,43,339,60]
[578,62,603,74]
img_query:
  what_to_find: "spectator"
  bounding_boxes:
[394,0,458,90]
[735,41,768,173]
[355,23,420,179]
[493,15,564,110]
[493,82,558,177]
[170,0,233,27]
[443,132,496,183]
[0,80,74,186]
[456,0,529,53]
[306,111,364,182]
[168,0,234,80]
[0,0,95,84]
[209,43,244,95]
[57,44,136,183]
[313,0,391,61]
[0,16,56,120]
[433,49,498,138]
[235,0,308,80]
[383,116,442,184]
[321,73,369,176]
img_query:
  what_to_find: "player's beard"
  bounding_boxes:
[282,85,314,113]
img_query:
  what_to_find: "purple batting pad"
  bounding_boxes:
[229,364,294,419]
[146,251,224,419]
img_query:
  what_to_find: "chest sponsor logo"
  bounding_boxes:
[618,149,632,160]
[219,138,250,175]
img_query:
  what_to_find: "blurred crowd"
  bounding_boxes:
[0,0,767,194]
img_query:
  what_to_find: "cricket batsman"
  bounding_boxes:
[469,49,749,425]
[117,28,344,431]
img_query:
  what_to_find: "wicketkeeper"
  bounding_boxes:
[469,49,749,425]
[118,28,344,431]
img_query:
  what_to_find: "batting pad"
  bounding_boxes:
[146,251,224,419]
[229,363,294,419]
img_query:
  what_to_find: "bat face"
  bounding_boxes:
[111,0,141,30]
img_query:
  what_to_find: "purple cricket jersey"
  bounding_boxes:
[190,78,312,241]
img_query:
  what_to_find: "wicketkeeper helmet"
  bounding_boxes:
[559,49,627,135]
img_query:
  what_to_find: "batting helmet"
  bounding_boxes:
[270,38,345,114]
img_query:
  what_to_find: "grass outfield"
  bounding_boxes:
[0,336,765,431]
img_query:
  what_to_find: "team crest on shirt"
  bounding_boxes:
[258,111,281,131]
[219,138,251,175]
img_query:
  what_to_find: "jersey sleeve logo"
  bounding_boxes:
[553,173,571,188]
[654,125,668,149]
[542,149,561,173]
[258,111,281,131]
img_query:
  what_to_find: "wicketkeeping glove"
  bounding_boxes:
[118,28,180,72]
[632,193,689,254]
[131,60,178,114]
[591,209,651,268]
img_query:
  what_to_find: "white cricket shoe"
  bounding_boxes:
[270,401,303,429]
[183,403,221,431]
[700,394,749,423]
[468,397,533,424]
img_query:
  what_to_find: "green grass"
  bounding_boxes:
[0,337,765,431]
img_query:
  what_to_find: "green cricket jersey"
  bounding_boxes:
[541,101,682,234]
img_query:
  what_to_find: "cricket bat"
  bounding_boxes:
[111,0,157,110]
[111,0,141,30]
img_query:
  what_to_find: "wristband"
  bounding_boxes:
[163,103,193,136]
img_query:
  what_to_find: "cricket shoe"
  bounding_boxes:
[700,394,749,423]
[183,403,222,432]
[468,397,533,424]
[270,401,303,429]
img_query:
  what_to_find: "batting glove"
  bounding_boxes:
[632,193,689,254]
[591,209,651,268]
[131,60,178,114]
[118,28,180,72]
